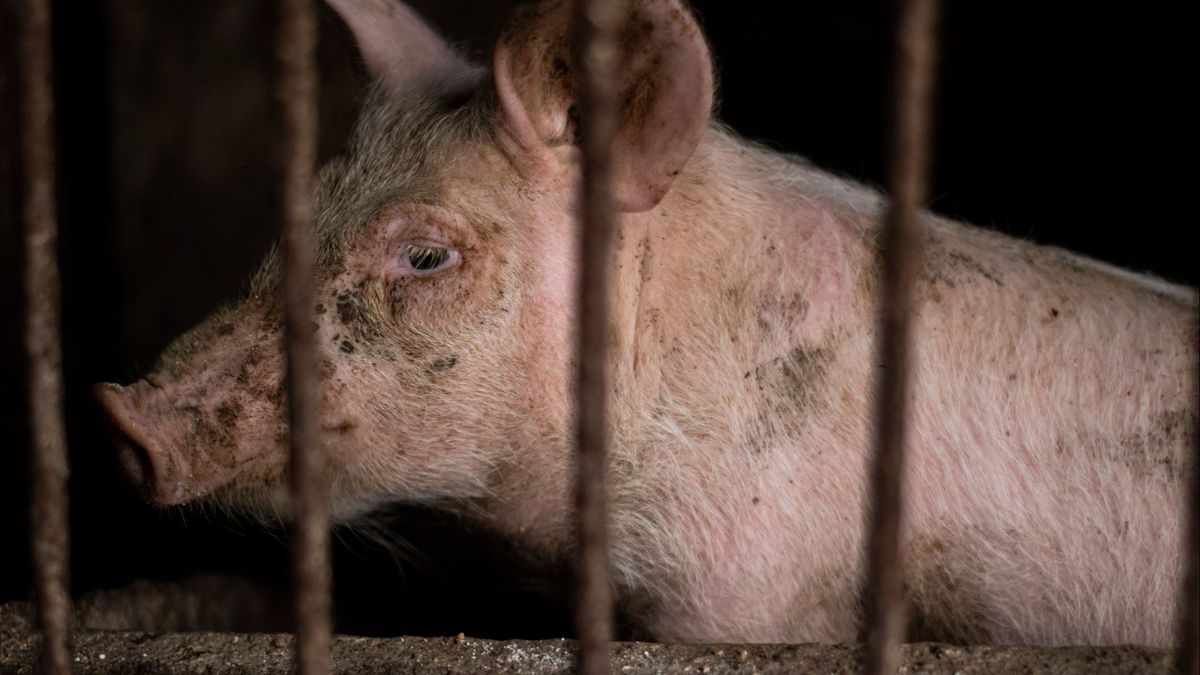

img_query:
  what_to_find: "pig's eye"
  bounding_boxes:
[401,243,458,276]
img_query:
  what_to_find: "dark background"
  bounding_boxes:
[0,0,1194,640]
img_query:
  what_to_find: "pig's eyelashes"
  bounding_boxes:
[400,243,459,277]
[407,244,448,271]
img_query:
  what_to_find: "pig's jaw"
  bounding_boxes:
[174,462,383,526]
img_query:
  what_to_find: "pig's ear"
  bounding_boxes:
[493,0,713,213]
[326,0,471,93]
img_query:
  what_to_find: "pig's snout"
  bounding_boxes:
[94,382,189,506]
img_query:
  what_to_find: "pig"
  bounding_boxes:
[95,0,1198,647]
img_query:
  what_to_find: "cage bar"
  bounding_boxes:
[19,0,72,672]
[572,0,622,673]
[1180,379,1199,675]
[276,1,331,674]
[861,0,941,673]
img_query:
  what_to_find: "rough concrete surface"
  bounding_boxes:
[0,602,1177,674]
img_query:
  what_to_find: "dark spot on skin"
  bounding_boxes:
[948,251,1003,286]
[1120,409,1196,480]
[258,309,284,334]
[618,12,654,52]
[428,356,459,373]
[340,340,355,354]
[920,270,957,289]
[919,240,1005,291]
[262,381,285,410]
[772,346,828,406]
[638,236,653,285]
[273,422,287,446]
[1050,307,1059,318]
[179,402,237,468]
[721,285,746,306]
[1063,409,1196,482]
[752,496,760,505]
[743,344,831,454]
[233,344,265,386]
[334,289,383,342]
[754,292,810,338]
[336,292,359,325]
[215,400,242,428]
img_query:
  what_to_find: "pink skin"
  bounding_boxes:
[96,0,1197,645]
[95,306,290,507]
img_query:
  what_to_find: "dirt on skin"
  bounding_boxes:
[0,600,1177,674]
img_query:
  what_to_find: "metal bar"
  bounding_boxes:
[572,0,621,672]
[277,1,330,674]
[861,0,941,673]
[20,0,72,672]
[1180,367,1199,675]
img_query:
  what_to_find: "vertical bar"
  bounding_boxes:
[861,0,940,674]
[1179,365,1199,675]
[20,0,72,672]
[572,0,620,673]
[277,1,330,674]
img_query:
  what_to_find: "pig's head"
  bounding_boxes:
[95,0,713,536]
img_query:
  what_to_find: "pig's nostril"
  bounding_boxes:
[112,429,157,499]
[94,382,164,502]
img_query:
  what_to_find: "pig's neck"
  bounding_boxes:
[481,127,883,620]
[598,128,880,627]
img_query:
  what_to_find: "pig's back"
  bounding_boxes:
[902,217,1196,646]
[609,135,1194,645]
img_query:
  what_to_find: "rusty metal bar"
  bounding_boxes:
[1180,368,1199,675]
[277,1,330,674]
[19,0,72,672]
[861,0,941,673]
[572,0,621,672]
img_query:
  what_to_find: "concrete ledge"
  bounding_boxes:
[0,603,1176,674]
